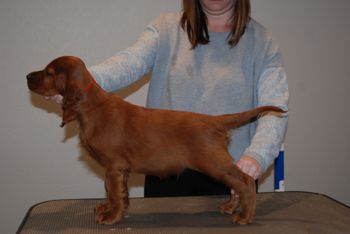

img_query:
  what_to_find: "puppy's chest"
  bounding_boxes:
[79,130,105,164]
[79,131,93,153]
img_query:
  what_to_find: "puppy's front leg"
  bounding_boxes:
[95,169,130,225]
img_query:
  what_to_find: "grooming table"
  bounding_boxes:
[18,192,350,234]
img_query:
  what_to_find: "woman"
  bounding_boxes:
[51,0,289,197]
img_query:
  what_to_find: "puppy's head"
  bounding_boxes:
[27,56,90,126]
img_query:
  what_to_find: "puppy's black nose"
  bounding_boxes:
[26,72,38,91]
[26,73,33,80]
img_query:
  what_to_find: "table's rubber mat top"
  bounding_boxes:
[18,192,350,234]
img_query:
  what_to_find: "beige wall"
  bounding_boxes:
[1,0,349,233]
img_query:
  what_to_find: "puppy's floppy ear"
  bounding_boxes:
[61,86,82,127]
[55,73,67,95]
[59,75,83,127]
[53,57,86,127]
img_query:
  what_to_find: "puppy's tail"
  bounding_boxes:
[219,106,287,129]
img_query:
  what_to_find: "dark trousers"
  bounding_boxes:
[144,169,231,197]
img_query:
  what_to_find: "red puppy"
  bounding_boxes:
[27,56,285,225]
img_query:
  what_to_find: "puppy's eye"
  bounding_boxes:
[45,68,55,78]
[46,72,54,77]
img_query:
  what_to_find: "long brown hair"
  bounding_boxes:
[181,0,251,48]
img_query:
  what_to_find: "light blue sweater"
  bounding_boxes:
[89,12,289,172]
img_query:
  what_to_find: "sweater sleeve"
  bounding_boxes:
[88,23,159,92]
[244,38,289,173]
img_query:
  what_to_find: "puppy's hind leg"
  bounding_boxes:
[221,165,256,225]
[196,153,256,225]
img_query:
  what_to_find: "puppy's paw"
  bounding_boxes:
[219,197,239,215]
[95,202,110,216]
[232,212,254,225]
[96,208,123,225]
